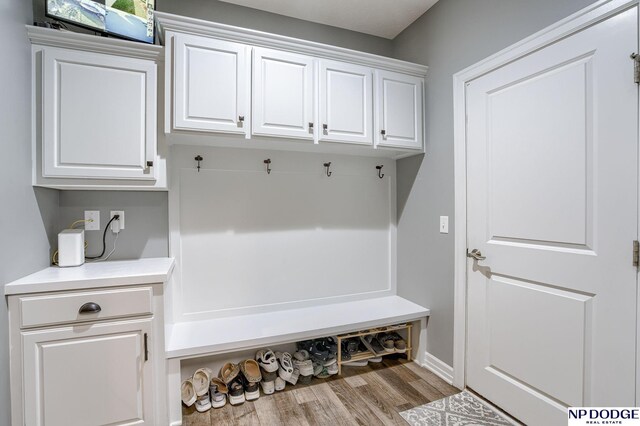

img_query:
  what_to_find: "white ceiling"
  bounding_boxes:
[217,0,439,39]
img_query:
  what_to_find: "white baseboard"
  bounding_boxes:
[170,422,182,426]
[422,352,454,385]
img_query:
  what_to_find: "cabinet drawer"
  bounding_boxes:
[19,287,153,329]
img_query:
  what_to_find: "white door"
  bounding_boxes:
[252,47,314,140]
[375,70,423,150]
[22,319,153,426]
[319,60,373,145]
[42,48,157,180]
[466,6,637,425]
[174,34,250,135]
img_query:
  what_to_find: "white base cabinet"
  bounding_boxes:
[7,282,168,426]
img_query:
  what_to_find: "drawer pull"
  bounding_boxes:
[78,302,102,314]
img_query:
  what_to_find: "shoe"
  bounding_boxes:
[316,367,331,379]
[368,356,383,363]
[195,393,212,412]
[327,363,339,375]
[342,359,368,367]
[287,367,300,385]
[345,338,359,354]
[244,380,260,401]
[209,378,228,409]
[228,379,246,406]
[386,332,407,353]
[340,341,352,361]
[219,362,240,385]
[240,359,263,383]
[256,349,279,373]
[193,368,213,397]
[292,351,314,376]
[298,373,312,385]
[275,376,286,391]
[261,368,278,382]
[360,335,386,356]
[260,379,275,395]
[181,378,196,407]
[275,351,294,380]
[312,359,323,376]
[323,355,337,367]
[377,333,396,352]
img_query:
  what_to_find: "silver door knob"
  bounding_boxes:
[467,249,486,261]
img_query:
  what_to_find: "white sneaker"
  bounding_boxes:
[275,351,294,381]
[286,368,300,385]
[275,376,286,391]
[260,380,275,395]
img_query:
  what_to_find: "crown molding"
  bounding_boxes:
[155,12,428,77]
[26,26,164,61]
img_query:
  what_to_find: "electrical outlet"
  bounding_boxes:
[84,211,100,230]
[440,216,449,234]
[110,210,125,231]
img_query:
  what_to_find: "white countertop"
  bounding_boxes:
[4,257,175,296]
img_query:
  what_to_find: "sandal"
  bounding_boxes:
[219,362,240,384]
[228,379,245,406]
[240,359,262,383]
[181,378,196,407]
[275,351,294,380]
[192,368,213,396]
[209,377,228,395]
[256,349,279,373]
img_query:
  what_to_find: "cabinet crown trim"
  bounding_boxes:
[155,12,428,77]
[26,25,164,61]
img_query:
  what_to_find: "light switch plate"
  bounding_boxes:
[84,211,100,231]
[440,216,449,234]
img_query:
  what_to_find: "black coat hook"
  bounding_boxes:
[195,155,203,172]
[324,162,332,177]
[376,165,384,179]
[264,159,272,175]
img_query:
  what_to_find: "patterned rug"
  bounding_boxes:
[400,390,518,426]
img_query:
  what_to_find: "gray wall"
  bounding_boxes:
[0,0,59,423]
[58,191,169,261]
[392,0,597,366]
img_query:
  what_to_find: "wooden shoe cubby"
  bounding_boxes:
[336,323,413,374]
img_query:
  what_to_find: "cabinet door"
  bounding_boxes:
[22,319,153,426]
[174,34,250,135]
[375,70,424,150]
[252,48,314,140]
[42,48,157,180]
[319,60,373,145]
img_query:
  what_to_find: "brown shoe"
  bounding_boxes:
[240,359,262,383]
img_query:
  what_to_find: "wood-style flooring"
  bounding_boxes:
[183,355,460,426]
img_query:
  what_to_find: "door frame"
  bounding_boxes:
[451,0,638,391]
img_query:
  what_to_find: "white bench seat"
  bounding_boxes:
[165,295,429,359]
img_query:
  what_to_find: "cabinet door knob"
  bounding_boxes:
[146,161,154,168]
[381,129,386,136]
[309,122,314,129]
[323,124,328,130]
[78,302,102,314]
[238,116,245,122]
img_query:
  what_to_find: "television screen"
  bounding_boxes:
[46,0,155,44]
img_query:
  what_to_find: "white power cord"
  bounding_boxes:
[93,232,119,263]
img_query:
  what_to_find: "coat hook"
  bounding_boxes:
[195,155,203,172]
[376,165,384,179]
[264,159,272,175]
[324,162,332,177]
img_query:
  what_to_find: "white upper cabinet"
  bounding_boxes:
[375,70,424,150]
[252,47,315,140]
[174,34,250,135]
[42,47,157,180]
[319,60,373,145]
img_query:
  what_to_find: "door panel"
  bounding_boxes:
[319,60,373,145]
[42,48,156,180]
[252,48,314,140]
[22,319,153,426]
[174,34,249,135]
[466,6,637,425]
[375,70,423,149]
